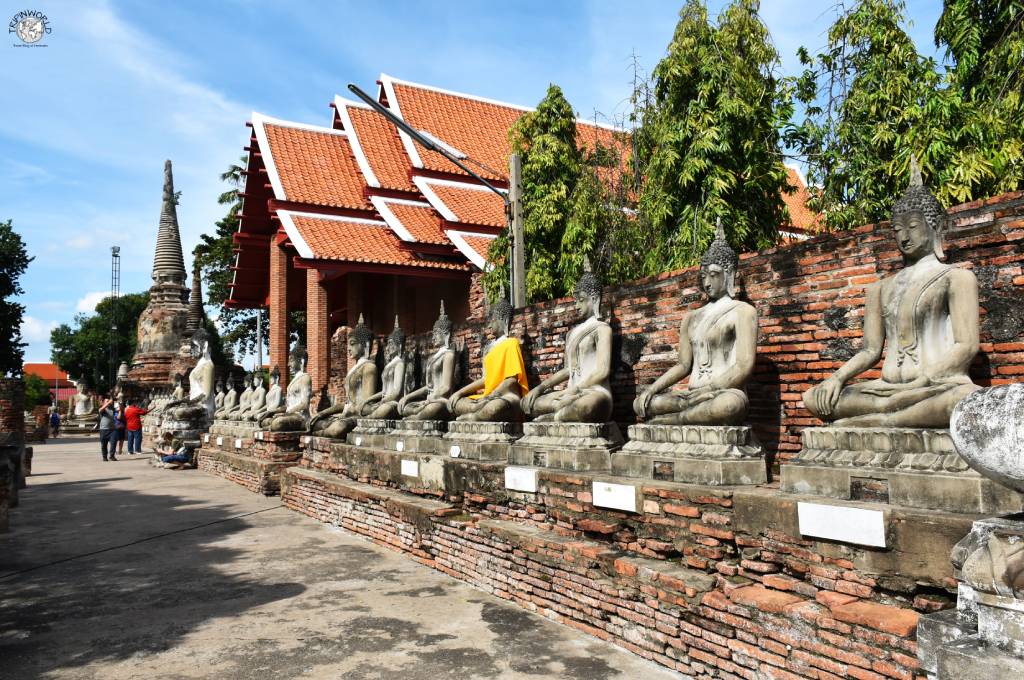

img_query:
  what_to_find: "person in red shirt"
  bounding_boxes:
[124,400,148,454]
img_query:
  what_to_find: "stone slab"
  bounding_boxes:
[509,421,622,472]
[592,480,642,513]
[917,609,974,675]
[504,466,538,493]
[936,635,1024,678]
[796,501,886,547]
[443,421,522,461]
[375,420,447,454]
[614,424,766,485]
[780,462,1024,514]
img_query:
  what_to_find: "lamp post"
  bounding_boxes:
[109,246,120,390]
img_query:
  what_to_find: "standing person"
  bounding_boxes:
[49,410,61,438]
[98,397,118,461]
[114,401,127,457]
[124,399,148,454]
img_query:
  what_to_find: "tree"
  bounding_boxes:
[485,85,582,303]
[24,372,51,409]
[636,0,790,271]
[195,157,303,355]
[0,219,33,376]
[50,293,150,394]
[930,0,1024,203]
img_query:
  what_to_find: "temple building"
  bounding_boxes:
[128,160,192,388]
[226,74,817,394]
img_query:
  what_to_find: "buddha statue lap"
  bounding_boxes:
[398,302,458,422]
[309,315,379,439]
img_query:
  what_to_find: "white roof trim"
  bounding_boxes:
[446,229,495,271]
[333,96,380,188]
[370,196,431,242]
[379,75,425,171]
[380,72,621,132]
[413,175,506,225]
[251,112,351,202]
[415,176,508,193]
[785,163,809,189]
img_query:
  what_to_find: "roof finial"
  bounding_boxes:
[909,154,923,187]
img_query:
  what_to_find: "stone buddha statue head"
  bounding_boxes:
[432,301,453,349]
[349,314,373,362]
[700,218,739,300]
[573,258,602,320]
[289,342,307,376]
[386,315,405,361]
[269,365,280,387]
[216,377,225,395]
[489,295,513,337]
[892,156,947,262]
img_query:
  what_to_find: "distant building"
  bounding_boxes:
[23,363,75,402]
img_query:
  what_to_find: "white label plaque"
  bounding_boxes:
[504,466,539,493]
[593,481,640,513]
[354,436,363,446]
[449,445,461,458]
[396,441,405,452]
[797,502,886,548]
[303,436,311,444]
[234,438,241,449]
[216,437,223,446]
[400,459,418,477]
[203,434,210,443]
[257,431,264,440]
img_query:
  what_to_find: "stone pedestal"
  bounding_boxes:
[918,515,1024,678]
[509,421,622,472]
[378,420,447,454]
[346,418,396,449]
[157,414,208,461]
[443,421,522,461]
[208,419,261,441]
[613,424,766,485]
[781,427,1023,513]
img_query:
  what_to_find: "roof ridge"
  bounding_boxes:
[251,111,349,137]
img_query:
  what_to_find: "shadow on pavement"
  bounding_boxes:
[0,477,305,679]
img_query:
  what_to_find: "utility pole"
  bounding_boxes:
[256,307,264,372]
[508,153,526,308]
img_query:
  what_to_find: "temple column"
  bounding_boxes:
[269,242,289,384]
[306,268,330,394]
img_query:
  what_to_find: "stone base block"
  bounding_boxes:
[209,420,261,440]
[249,430,303,461]
[377,420,447,454]
[198,448,299,496]
[443,421,522,461]
[345,419,396,449]
[509,421,622,472]
[783,427,1024,513]
[613,424,766,485]
[934,635,1024,678]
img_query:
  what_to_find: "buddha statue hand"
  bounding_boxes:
[807,376,843,419]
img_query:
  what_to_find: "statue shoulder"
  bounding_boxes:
[947,265,978,287]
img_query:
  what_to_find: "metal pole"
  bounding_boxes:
[256,307,264,372]
[509,153,526,308]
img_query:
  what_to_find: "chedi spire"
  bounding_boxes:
[152,159,186,284]
[186,260,204,333]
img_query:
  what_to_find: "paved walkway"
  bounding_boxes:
[1,436,678,679]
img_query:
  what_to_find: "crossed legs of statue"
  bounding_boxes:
[453,395,520,422]
[645,388,747,426]
[402,400,450,421]
[528,389,612,423]
[807,381,979,428]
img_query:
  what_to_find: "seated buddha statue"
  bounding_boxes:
[165,328,217,422]
[803,159,980,428]
[225,372,254,421]
[214,377,239,420]
[213,378,226,412]
[268,344,313,432]
[363,316,408,420]
[522,261,613,423]
[238,372,266,421]
[398,302,458,421]
[309,315,379,439]
[253,367,283,426]
[634,220,757,425]
[449,296,529,422]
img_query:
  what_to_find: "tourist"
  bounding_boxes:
[124,400,147,454]
[97,397,118,461]
[114,402,127,457]
[49,410,60,438]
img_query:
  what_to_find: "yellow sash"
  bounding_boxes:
[470,337,529,399]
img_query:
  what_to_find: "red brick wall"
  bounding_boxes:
[433,192,1024,469]
[306,268,330,394]
[0,378,25,440]
[269,242,289,384]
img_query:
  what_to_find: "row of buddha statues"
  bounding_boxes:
[149,164,980,447]
[256,162,978,441]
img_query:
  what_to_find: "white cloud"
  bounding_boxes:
[21,316,57,343]
[76,291,110,313]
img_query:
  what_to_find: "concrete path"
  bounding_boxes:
[1,436,679,679]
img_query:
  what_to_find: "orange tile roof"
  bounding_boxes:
[384,201,448,244]
[280,211,466,270]
[446,230,496,270]
[783,167,822,231]
[24,363,72,384]
[383,75,623,183]
[343,104,415,192]
[414,178,506,228]
[255,115,369,211]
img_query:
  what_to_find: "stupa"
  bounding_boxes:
[127,160,190,389]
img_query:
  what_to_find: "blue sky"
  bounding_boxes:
[4,0,942,364]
